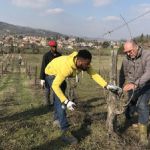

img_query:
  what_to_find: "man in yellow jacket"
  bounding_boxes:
[45,49,121,144]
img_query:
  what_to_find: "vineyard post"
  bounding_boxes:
[106,49,118,134]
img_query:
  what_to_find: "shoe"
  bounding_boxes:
[53,120,60,128]
[139,124,149,146]
[61,130,78,145]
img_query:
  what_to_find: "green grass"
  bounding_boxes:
[0,54,145,150]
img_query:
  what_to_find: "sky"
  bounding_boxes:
[0,0,150,40]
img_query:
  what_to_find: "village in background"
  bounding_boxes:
[0,21,150,55]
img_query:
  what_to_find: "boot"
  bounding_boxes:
[61,130,78,145]
[139,124,149,146]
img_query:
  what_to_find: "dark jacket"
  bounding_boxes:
[119,47,150,88]
[40,50,61,80]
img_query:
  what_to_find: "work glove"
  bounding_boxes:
[40,80,45,88]
[62,100,76,111]
[106,84,122,95]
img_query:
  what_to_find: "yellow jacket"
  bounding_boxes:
[45,51,107,103]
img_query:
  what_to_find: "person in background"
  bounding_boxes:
[119,40,150,146]
[40,40,65,108]
[45,49,121,144]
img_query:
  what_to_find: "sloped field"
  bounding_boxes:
[0,54,148,150]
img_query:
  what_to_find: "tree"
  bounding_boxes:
[118,44,124,54]
[9,42,14,53]
[65,36,69,41]
[140,33,144,43]
[31,43,39,54]
[102,41,110,48]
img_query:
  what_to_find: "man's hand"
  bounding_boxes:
[40,80,45,88]
[106,84,122,94]
[62,100,76,111]
[123,83,137,92]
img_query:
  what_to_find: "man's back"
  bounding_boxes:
[45,51,78,78]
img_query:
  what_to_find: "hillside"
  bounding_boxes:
[0,54,145,150]
[0,21,65,37]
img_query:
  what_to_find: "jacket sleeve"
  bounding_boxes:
[135,53,150,86]
[87,67,107,88]
[51,74,68,103]
[119,63,125,88]
[40,54,46,80]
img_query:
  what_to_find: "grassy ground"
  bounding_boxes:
[0,53,148,150]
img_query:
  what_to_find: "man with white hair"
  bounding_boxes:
[119,40,150,146]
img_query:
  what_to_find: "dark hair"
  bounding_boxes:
[77,49,92,60]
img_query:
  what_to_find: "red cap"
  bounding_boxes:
[48,40,57,47]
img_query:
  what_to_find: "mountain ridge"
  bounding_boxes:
[0,21,65,37]
[0,21,107,41]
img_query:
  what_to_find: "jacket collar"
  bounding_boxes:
[136,46,142,58]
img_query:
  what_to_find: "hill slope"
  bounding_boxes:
[0,21,65,37]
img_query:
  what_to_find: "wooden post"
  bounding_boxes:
[67,78,78,102]
[34,66,37,85]
[1,62,3,76]
[28,65,31,79]
[106,49,118,134]
[25,60,28,76]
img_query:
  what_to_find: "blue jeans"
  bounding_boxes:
[125,85,150,124]
[45,75,69,131]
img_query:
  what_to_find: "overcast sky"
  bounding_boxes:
[0,0,150,40]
